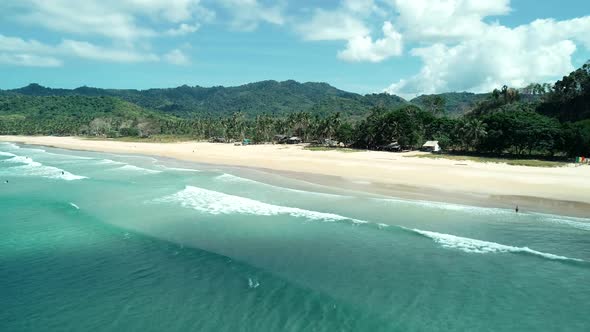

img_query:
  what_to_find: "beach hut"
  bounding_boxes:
[422,141,441,152]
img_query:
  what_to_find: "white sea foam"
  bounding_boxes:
[69,202,80,210]
[113,164,162,174]
[540,217,590,231]
[4,155,42,167]
[1,154,86,181]
[1,142,20,149]
[160,166,201,172]
[215,173,344,198]
[375,197,510,215]
[412,229,583,262]
[155,185,584,264]
[95,159,126,165]
[155,186,358,222]
[42,151,92,160]
[248,277,260,289]
[0,151,17,157]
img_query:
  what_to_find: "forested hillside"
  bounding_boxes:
[0,62,588,158]
[0,95,174,136]
[0,80,407,118]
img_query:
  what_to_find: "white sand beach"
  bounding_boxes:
[2,136,590,216]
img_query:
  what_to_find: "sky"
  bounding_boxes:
[1,0,589,98]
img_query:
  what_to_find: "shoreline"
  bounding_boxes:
[234,167,590,218]
[2,135,590,218]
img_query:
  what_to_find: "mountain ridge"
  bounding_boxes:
[0,81,484,118]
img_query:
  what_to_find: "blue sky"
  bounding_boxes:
[1,0,589,98]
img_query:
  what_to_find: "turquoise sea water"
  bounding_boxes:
[1,142,589,332]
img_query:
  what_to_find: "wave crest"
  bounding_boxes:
[540,216,590,232]
[113,165,162,174]
[412,229,584,262]
[155,186,360,223]
[1,154,86,181]
[154,186,584,264]
[0,151,17,157]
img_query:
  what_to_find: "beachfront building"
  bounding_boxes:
[422,141,441,152]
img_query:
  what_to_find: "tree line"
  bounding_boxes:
[1,62,589,158]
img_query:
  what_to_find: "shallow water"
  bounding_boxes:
[1,142,589,331]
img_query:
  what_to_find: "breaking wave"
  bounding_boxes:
[411,229,584,263]
[0,142,20,149]
[1,154,87,181]
[536,215,590,232]
[95,159,126,165]
[159,166,201,172]
[0,151,17,158]
[113,164,162,174]
[154,186,585,264]
[155,186,363,223]
[374,197,511,215]
[543,218,590,232]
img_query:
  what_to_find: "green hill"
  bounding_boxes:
[0,95,173,136]
[2,81,408,119]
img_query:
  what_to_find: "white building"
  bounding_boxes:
[422,141,441,152]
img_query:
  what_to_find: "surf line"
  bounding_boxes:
[155,186,587,265]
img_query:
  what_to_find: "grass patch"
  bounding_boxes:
[304,146,362,153]
[408,153,568,167]
[83,135,198,143]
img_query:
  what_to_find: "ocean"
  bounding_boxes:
[1,141,589,332]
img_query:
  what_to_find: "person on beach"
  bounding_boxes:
[515,205,519,213]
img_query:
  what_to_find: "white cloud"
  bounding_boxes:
[0,34,160,66]
[4,0,210,41]
[297,10,369,41]
[0,34,53,53]
[166,23,201,36]
[216,0,285,31]
[338,21,402,62]
[388,0,511,41]
[0,53,62,67]
[59,40,159,63]
[342,0,380,16]
[164,49,191,65]
[0,34,61,67]
[296,0,402,62]
[0,0,283,67]
[385,15,590,97]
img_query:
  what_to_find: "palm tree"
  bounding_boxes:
[324,112,341,139]
[463,119,487,150]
